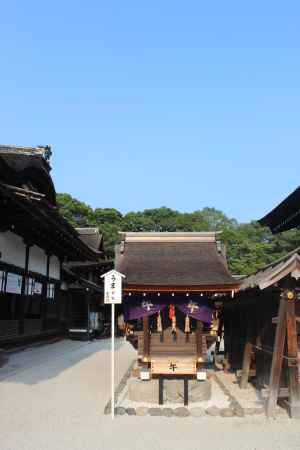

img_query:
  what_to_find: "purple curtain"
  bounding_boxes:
[177,302,212,323]
[123,297,212,323]
[123,298,167,321]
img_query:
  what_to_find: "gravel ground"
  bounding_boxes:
[0,339,299,450]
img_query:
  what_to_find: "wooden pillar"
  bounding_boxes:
[184,377,189,406]
[57,259,64,327]
[42,254,51,331]
[266,292,287,418]
[240,321,253,389]
[224,308,233,371]
[143,316,150,361]
[87,288,91,341]
[19,244,30,335]
[286,292,300,418]
[215,309,224,355]
[196,320,203,365]
[159,376,164,405]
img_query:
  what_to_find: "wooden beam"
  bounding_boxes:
[266,293,287,418]
[123,284,239,293]
[286,295,300,418]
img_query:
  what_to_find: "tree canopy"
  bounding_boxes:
[56,193,300,275]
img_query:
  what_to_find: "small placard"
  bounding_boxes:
[197,371,207,381]
[140,369,150,381]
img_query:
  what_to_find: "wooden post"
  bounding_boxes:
[266,292,287,418]
[19,244,30,335]
[184,377,189,406]
[87,289,91,341]
[240,322,253,389]
[143,316,150,361]
[159,376,164,405]
[285,292,300,418]
[196,320,203,366]
[42,254,51,332]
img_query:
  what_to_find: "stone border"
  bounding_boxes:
[104,359,136,415]
[214,373,265,417]
[104,366,265,418]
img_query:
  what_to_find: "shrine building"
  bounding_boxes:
[115,231,240,400]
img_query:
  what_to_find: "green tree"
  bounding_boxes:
[56,193,94,227]
[94,208,122,225]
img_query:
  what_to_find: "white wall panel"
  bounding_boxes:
[0,231,26,268]
[28,245,47,275]
[49,255,60,280]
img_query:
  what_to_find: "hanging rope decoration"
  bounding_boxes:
[169,304,177,334]
[185,314,190,333]
[157,311,162,333]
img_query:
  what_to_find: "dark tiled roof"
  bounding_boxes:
[0,146,55,204]
[259,186,300,234]
[76,228,103,252]
[0,183,100,262]
[115,233,238,287]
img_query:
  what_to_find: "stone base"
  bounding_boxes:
[127,378,212,404]
[285,401,300,419]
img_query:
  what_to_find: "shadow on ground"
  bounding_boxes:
[0,338,125,385]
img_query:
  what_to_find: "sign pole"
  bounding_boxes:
[111,302,115,420]
[101,269,125,421]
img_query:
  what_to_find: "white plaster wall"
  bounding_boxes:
[49,255,60,280]
[0,231,26,268]
[28,245,47,275]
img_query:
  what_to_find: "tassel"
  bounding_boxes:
[169,304,175,321]
[171,315,177,333]
[157,312,162,333]
[185,314,190,333]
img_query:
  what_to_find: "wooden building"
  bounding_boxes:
[65,228,113,338]
[224,187,300,419]
[224,250,300,418]
[0,145,108,346]
[259,185,300,233]
[115,232,239,382]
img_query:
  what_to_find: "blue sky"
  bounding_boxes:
[0,1,299,222]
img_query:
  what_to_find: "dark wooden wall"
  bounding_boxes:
[223,288,281,389]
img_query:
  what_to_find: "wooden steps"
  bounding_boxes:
[137,327,208,360]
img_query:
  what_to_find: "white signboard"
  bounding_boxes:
[6,272,22,294]
[102,270,125,305]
